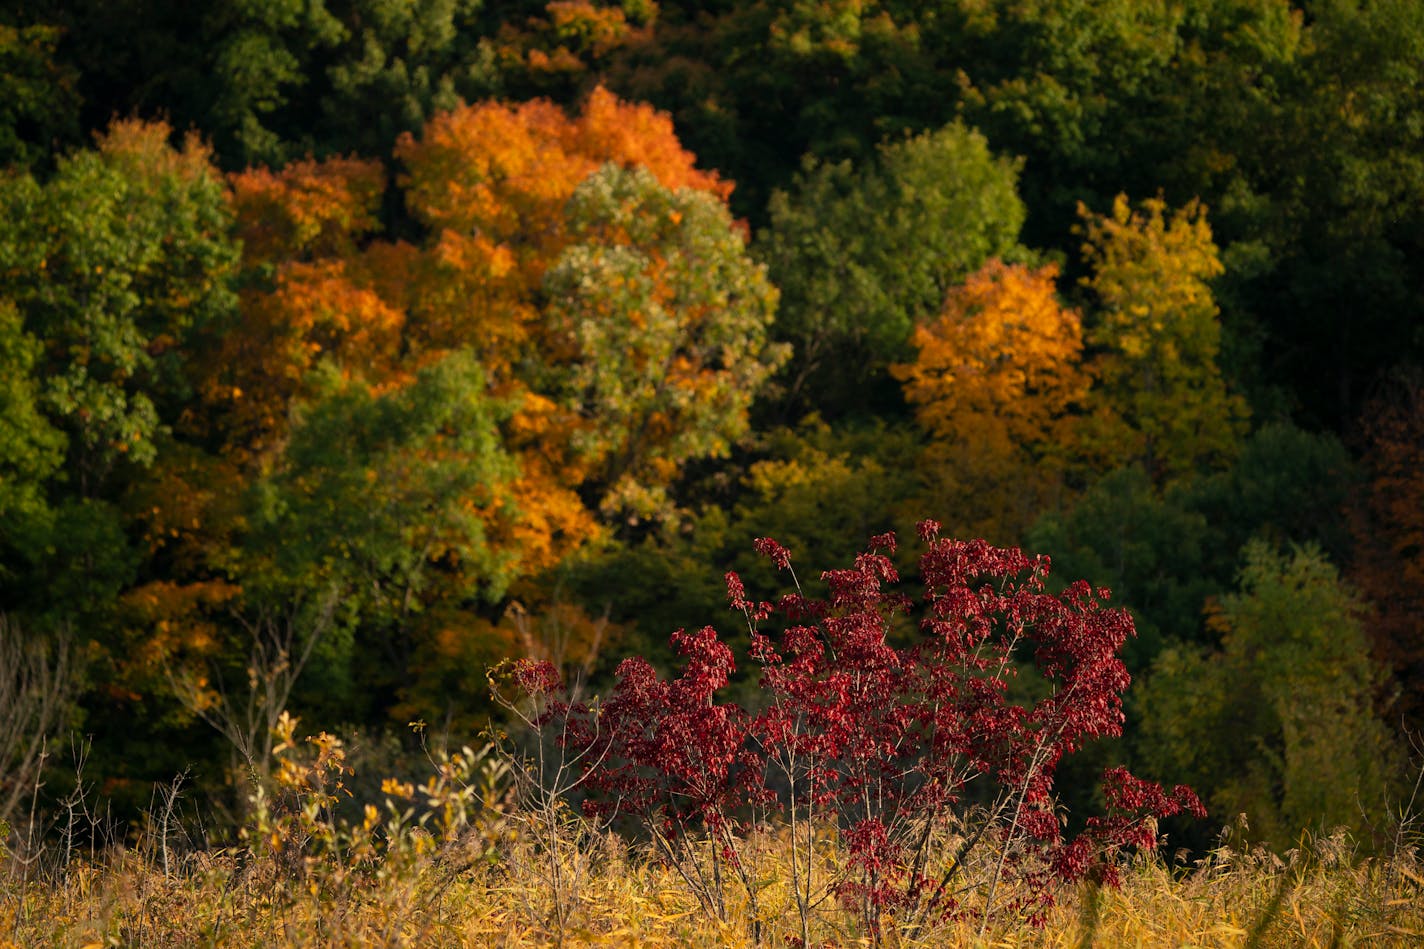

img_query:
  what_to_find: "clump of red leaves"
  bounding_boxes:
[512,522,1203,940]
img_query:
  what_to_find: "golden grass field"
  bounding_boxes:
[3,731,1421,947]
[4,813,1422,947]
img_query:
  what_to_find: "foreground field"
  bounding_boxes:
[4,820,1421,947]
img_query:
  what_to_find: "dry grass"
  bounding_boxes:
[3,818,1421,948]
[3,728,1420,947]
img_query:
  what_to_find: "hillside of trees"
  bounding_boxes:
[3,0,1423,862]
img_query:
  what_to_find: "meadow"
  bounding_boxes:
[3,745,1421,948]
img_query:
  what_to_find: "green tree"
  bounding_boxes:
[17,0,495,168]
[0,303,63,522]
[563,416,922,670]
[1134,542,1399,850]
[1183,421,1357,582]
[544,163,786,518]
[1027,466,1215,669]
[0,23,81,168]
[0,120,238,496]
[0,118,236,646]
[609,1,945,221]
[1225,0,1424,425]
[756,122,1025,417]
[1028,424,1357,671]
[244,351,521,713]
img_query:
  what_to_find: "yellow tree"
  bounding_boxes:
[1078,195,1248,482]
[897,259,1091,543]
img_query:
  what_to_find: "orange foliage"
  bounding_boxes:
[116,578,242,706]
[495,469,600,575]
[210,156,399,457]
[394,84,730,384]
[401,229,539,378]
[897,259,1091,544]
[209,87,736,606]
[204,259,406,457]
[573,87,731,201]
[392,87,746,519]
[229,156,386,264]
[397,85,727,240]
[899,259,1090,455]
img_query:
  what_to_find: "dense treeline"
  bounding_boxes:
[1,0,1421,855]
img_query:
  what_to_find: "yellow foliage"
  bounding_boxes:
[96,118,220,188]
[6,815,1421,946]
[1077,194,1248,481]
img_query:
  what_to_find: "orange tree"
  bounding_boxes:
[897,259,1090,543]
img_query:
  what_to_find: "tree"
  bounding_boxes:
[0,119,239,496]
[898,259,1091,543]
[1078,195,1248,483]
[394,86,733,381]
[1134,541,1398,850]
[0,118,237,659]
[756,122,1026,416]
[605,1,949,221]
[1182,421,1357,584]
[0,23,81,167]
[1027,466,1216,670]
[21,0,502,167]
[560,417,923,669]
[1219,0,1424,425]
[1350,371,1424,738]
[1026,422,1359,679]
[395,87,777,523]
[0,303,63,523]
[490,0,657,101]
[543,163,784,517]
[243,351,521,714]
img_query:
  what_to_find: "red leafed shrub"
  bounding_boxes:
[505,522,1203,942]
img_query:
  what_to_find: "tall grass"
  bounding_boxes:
[3,733,1421,948]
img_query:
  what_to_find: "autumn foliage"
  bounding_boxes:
[138,86,780,744]
[897,260,1090,541]
[900,260,1089,451]
[510,527,1204,940]
[1077,195,1248,481]
[5,4,1418,896]
[1351,373,1424,735]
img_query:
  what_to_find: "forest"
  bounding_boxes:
[2,0,1424,943]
